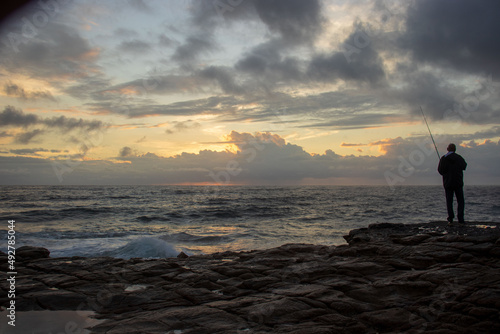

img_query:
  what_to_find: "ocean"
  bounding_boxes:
[1,185,499,258]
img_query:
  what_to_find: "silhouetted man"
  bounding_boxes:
[438,143,467,224]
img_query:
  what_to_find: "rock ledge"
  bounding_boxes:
[1,221,499,333]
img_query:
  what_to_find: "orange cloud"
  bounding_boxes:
[368,137,404,154]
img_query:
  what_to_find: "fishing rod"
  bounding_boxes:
[420,106,440,160]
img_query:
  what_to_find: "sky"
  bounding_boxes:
[0,0,499,186]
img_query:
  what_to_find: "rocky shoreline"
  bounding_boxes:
[1,221,500,333]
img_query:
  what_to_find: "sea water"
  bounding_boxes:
[1,185,499,258]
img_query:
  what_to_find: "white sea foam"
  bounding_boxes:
[103,237,179,259]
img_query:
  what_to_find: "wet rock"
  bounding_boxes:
[392,234,432,245]
[359,307,414,331]
[26,289,88,310]
[177,251,189,258]
[4,221,500,333]
[16,246,50,260]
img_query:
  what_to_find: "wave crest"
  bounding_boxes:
[103,237,179,259]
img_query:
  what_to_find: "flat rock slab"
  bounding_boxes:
[1,221,499,333]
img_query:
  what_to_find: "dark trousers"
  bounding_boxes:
[445,187,465,223]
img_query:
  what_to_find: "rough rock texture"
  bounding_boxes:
[1,221,499,333]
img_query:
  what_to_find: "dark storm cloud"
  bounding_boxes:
[171,33,216,64]
[390,70,458,120]
[77,1,384,119]
[387,66,500,123]
[189,0,254,30]
[3,82,55,101]
[235,40,303,84]
[307,25,385,85]
[229,22,390,106]
[190,0,323,45]
[181,0,324,78]
[236,42,279,74]
[198,66,245,94]
[252,0,323,44]
[0,20,97,80]
[0,105,38,127]
[400,0,500,76]
[0,106,106,132]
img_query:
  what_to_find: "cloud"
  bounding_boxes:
[127,0,153,13]
[175,0,325,94]
[0,131,12,138]
[9,147,63,156]
[136,136,146,143]
[1,21,99,80]
[64,75,112,101]
[158,34,174,47]
[0,105,38,127]
[117,39,151,54]
[400,0,500,76]
[3,82,56,101]
[307,24,385,85]
[119,146,133,157]
[252,0,324,45]
[386,67,500,123]
[113,28,139,38]
[14,129,44,144]
[2,130,500,185]
[47,116,104,132]
[190,0,324,45]
[386,69,460,121]
[165,120,201,134]
[83,85,407,132]
[225,130,286,147]
[198,66,245,94]
[234,40,304,88]
[94,72,207,100]
[341,142,366,147]
[171,33,216,65]
[0,106,105,132]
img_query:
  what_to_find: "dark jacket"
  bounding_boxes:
[438,152,467,189]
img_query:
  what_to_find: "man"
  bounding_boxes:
[438,143,467,225]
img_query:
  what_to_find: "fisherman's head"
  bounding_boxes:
[447,143,456,152]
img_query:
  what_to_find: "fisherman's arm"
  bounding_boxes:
[438,157,446,175]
